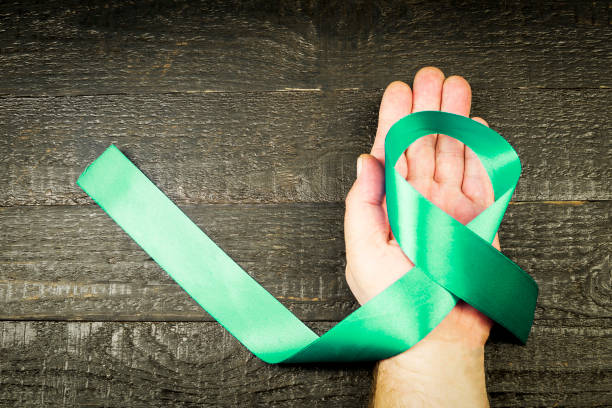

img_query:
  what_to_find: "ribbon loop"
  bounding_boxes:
[385,112,538,342]
[77,111,538,363]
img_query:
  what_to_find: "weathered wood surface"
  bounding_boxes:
[0,321,610,407]
[1,202,610,325]
[2,88,610,206]
[0,0,610,96]
[1,0,611,406]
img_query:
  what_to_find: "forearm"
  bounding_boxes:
[371,339,489,407]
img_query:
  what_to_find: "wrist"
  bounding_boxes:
[372,339,489,407]
[371,304,492,407]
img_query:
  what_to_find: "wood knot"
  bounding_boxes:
[585,256,611,309]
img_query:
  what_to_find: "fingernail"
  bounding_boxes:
[356,155,363,177]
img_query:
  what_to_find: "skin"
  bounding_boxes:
[344,67,499,407]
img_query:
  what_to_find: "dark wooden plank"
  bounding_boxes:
[0,0,610,96]
[1,89,610,206]
[485,324,612,407]
[314,1,612,92]
[1,201,609,323]
[0,321,609,407]
[0,321,372,408]
[0,203,353,322]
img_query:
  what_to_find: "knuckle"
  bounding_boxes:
[344,186,358,207]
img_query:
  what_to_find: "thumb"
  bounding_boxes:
[344,154,389,251]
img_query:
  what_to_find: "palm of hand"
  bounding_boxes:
[345,68,497,347]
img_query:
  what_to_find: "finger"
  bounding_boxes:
[462,117,494,209]
[371,81,412,177]
[407,67,444,191]
[345,154,389,253]
[435,75,472,187]
[493,234,501,251]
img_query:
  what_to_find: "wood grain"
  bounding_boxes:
[2,88,610,206]
[1,202,609,324]
[0,0,610,96]
[0,321,609,407]
[1,0,610,405]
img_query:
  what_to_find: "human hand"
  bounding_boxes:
[344,67,498,406]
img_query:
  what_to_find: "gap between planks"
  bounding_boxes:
[0,86,610,99]
[0,200,606,209]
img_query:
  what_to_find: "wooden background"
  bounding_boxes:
[1,1,610,406]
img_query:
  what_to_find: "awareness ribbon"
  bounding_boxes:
[77,111,538,363]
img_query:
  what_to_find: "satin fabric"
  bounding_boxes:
[77,111,538,363]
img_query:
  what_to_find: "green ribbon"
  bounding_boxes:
[77,111,538,363]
